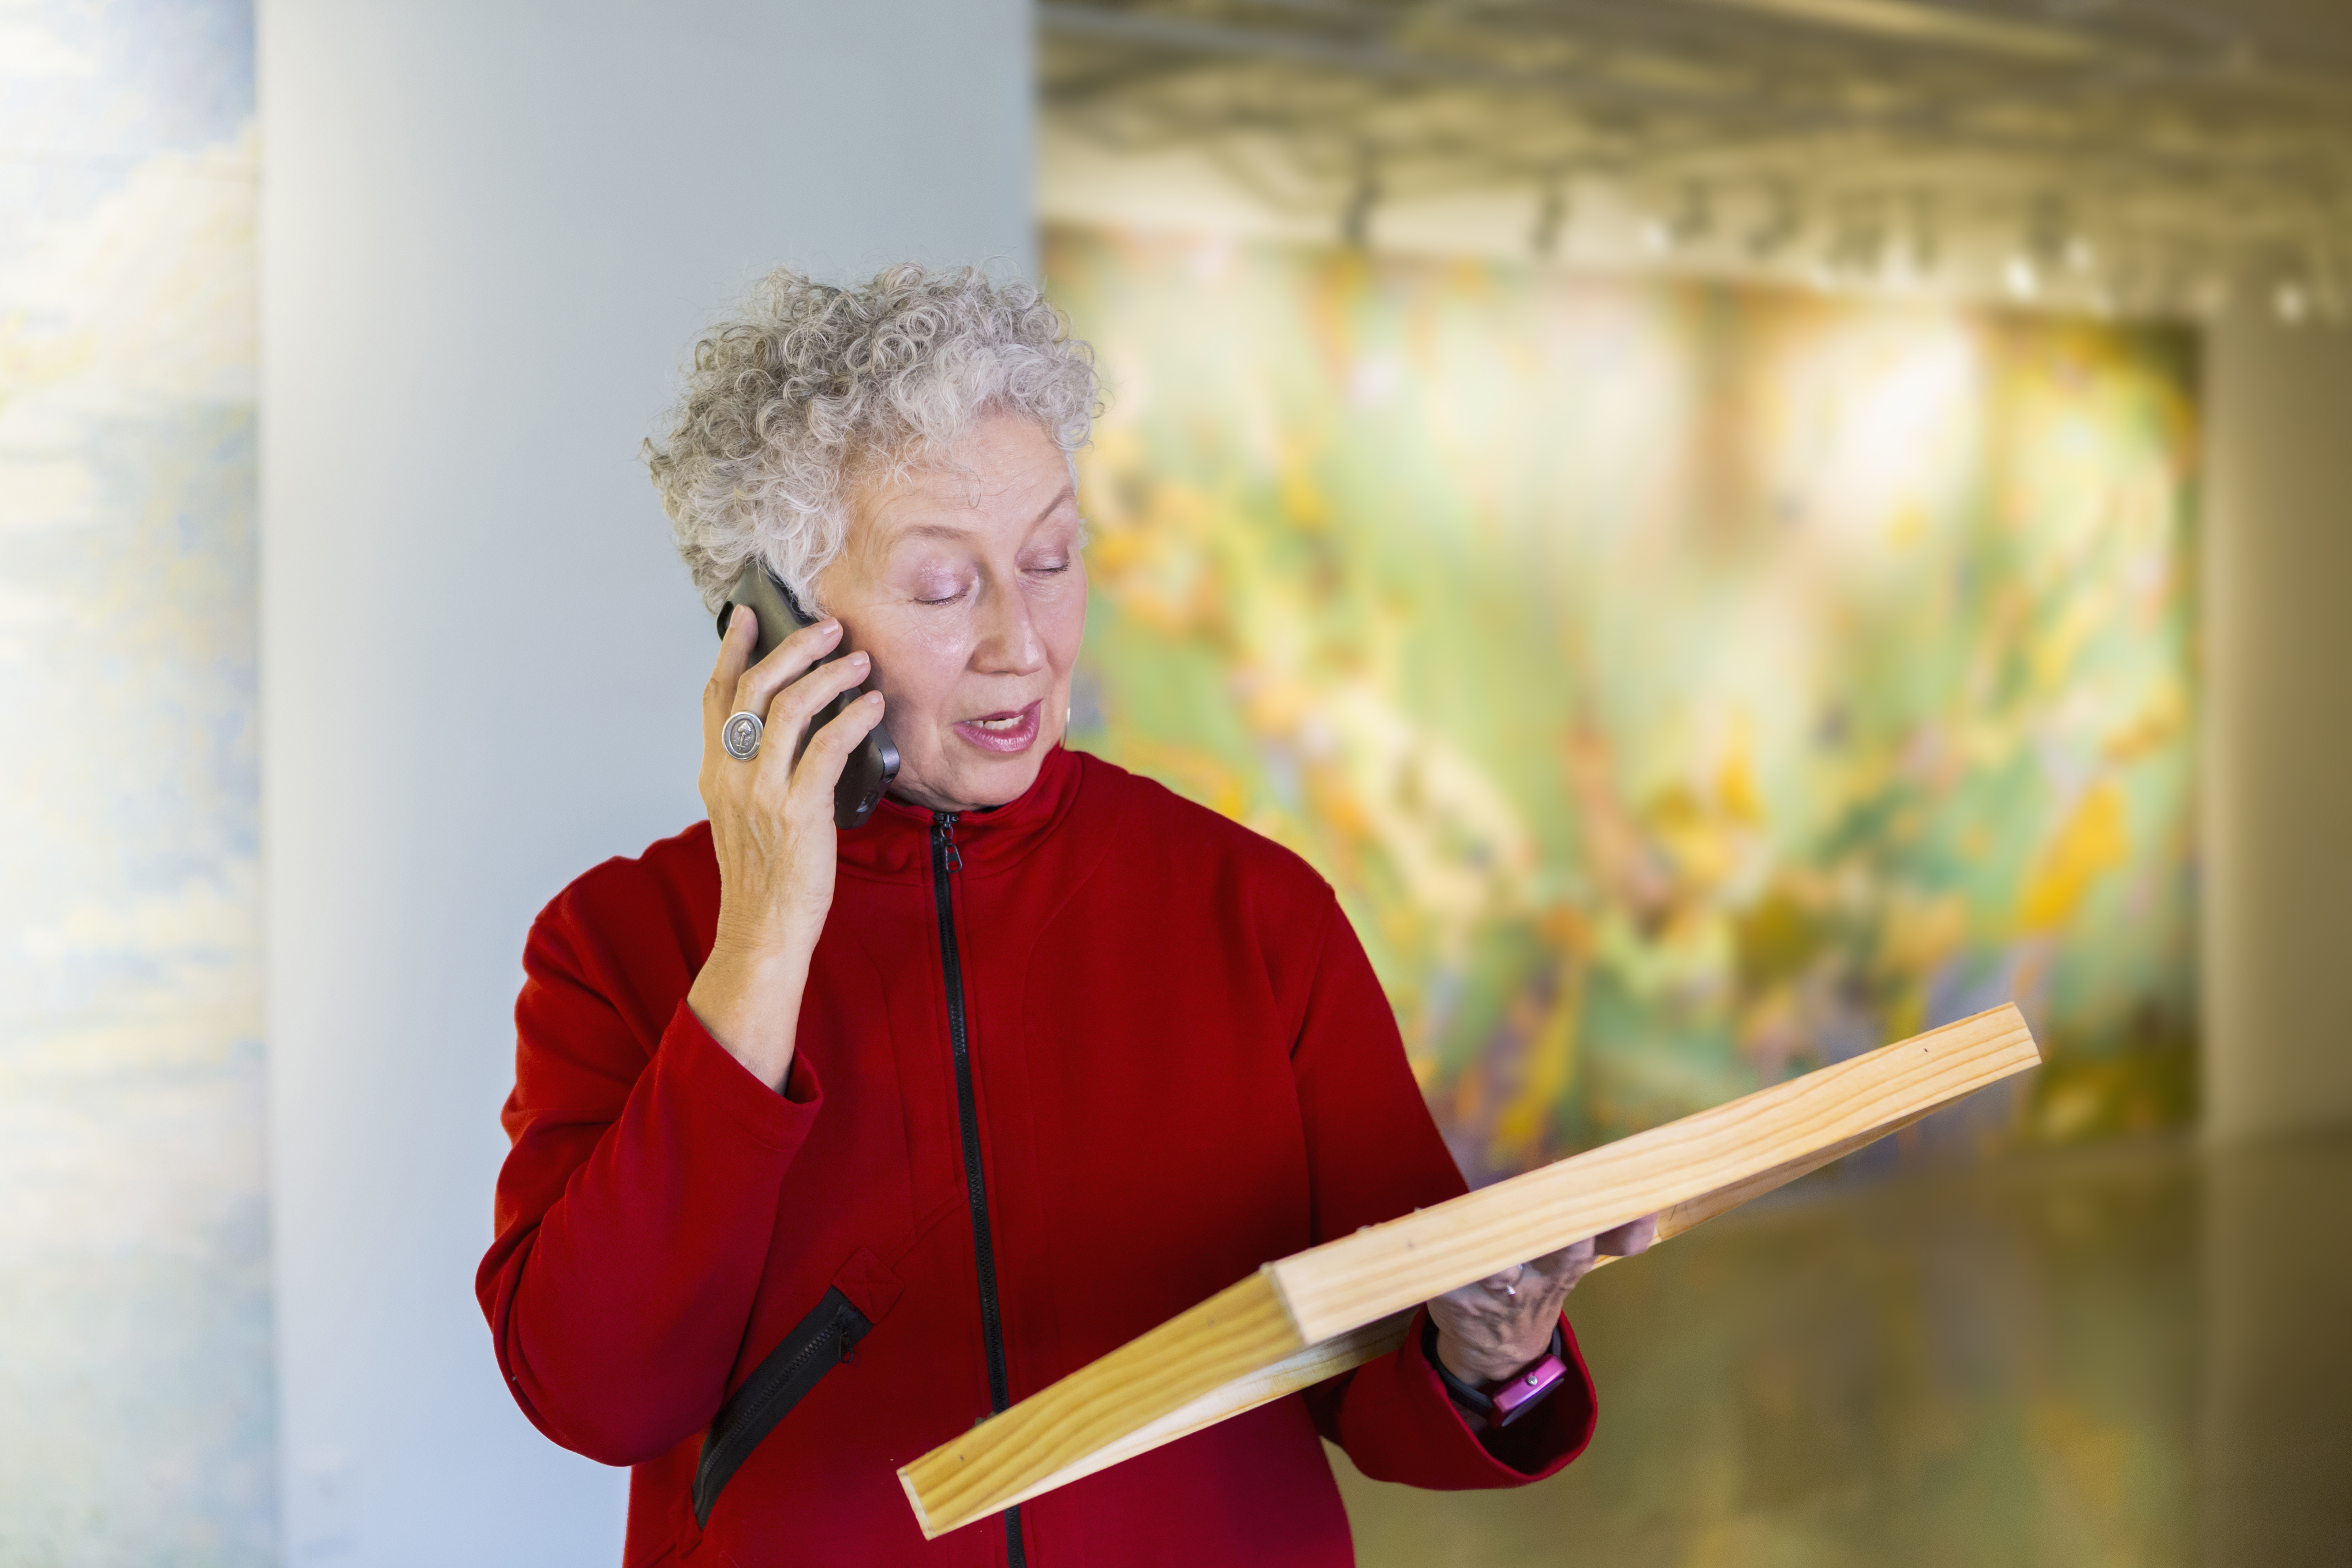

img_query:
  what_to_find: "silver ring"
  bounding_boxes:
[721,711,763,761]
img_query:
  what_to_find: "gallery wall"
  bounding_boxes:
[2203,310,2352,1144]
[1049,226,2201,1182]
[1045,225,2352,1164]
[0,3,267,1561]
[258,1,1033,1562]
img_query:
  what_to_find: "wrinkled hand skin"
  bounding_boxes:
[687,606,889,1092]
[1425,1215,1659,1390]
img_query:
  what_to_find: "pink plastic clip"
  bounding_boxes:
[1489,1352,1568,1426]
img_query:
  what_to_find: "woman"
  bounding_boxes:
[477,265,1653,1566]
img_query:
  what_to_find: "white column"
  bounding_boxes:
[2202,309,2352,1145]
[257,3,1032,1561]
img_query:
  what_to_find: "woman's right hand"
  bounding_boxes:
[685,605,888,1089]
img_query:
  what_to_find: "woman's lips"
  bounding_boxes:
[952,701,1042,755]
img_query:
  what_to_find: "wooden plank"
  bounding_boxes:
[900,1004,2038,1537]
[911,1102,1939,1532]
[936,1309,1421,1523]
[898,1270,1306,1541]
[1267,1005,2037,1342]
[1636,1104,1936,1247]
[950,1100,1947,1523]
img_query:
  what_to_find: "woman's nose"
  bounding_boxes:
[972,583,1047,674]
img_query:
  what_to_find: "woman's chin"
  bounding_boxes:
[902,729,1055,812]
[955,749,1050,808]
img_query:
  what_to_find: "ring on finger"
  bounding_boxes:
[721,711,764,761]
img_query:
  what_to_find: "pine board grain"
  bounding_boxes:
[900,1004,2038,1537]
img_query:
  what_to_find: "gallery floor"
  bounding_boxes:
[1331,1129,2352,1568]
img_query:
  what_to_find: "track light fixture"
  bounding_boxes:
[1530,174,1569,260]
[1340,146,1380,251]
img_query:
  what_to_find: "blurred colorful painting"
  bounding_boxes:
[0,1,272,1562]
[1047,226,2198,1183]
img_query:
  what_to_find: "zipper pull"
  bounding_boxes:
[933,812,962,874]
[834,1300,864,1364]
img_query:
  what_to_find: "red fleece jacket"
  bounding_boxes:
[478,745,1596,1566]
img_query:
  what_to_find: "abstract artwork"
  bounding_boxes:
[0,2,271,1562]
[1048,225,2197,1184]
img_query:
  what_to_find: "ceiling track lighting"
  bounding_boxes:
[1904,189,1941,279]
[1040,0,2352,320]
[1339,145,1380,251]
[1530,174,1569,260]
[1745,182,1802,261]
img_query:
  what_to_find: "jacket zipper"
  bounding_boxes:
[730,1299,854,1436]
[930,812,1026,1566]
[692,1286,873,1528]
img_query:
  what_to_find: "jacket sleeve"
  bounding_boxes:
[1288,894,1597,1487]
[473,882,823,1467]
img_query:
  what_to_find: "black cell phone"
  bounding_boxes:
[716,561,901,830]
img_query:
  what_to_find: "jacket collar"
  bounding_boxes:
[835,743,1087,883]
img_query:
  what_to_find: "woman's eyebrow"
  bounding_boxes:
[1030,486,1077,527]
[883,488,1077,550]
[890,522,978,544]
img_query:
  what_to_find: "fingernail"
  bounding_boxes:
[850,650,870,667]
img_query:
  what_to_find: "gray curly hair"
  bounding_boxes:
[644,263,1101,614]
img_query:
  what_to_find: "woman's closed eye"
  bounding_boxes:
[910,576,972,606]
[1022,536,1082,578]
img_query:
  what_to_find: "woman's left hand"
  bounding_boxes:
[1425,1215,1659,1385]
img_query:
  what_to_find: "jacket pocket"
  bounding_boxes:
[691,1285,874,1528]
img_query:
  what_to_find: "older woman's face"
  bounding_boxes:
[817,413,1087,814]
